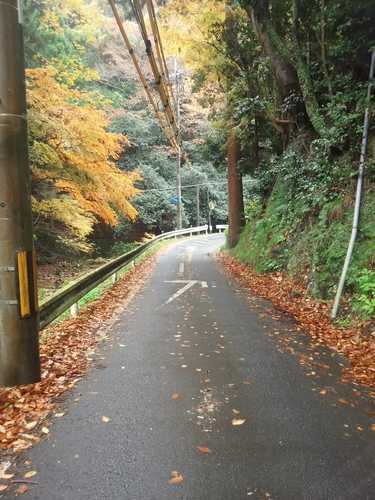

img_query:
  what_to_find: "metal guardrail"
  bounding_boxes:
[38,225,227,330]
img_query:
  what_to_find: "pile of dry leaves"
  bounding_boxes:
[0,251,160,460]
[217,252,375,392]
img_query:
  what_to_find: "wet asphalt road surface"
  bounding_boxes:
[6,234,375,499]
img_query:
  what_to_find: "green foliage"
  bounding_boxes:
[351,269,375,320]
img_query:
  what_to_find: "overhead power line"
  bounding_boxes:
[142,179,258,193]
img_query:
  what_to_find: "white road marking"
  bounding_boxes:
[211,282,217,288]
[179,262,184,274]
[158,280,198,308]
[185,246,196,262]
[201,281,208,288]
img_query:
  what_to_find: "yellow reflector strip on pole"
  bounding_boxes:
[32,249,39,313]
[17,251,31,318]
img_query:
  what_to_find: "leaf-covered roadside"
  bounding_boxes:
[217,252,375,392]
[0,251,160,457]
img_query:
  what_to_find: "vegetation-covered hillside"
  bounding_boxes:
[160,0,375,321]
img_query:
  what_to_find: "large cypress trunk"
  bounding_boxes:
[227,129,244,248]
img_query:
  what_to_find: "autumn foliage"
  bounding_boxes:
[27,65,141,252]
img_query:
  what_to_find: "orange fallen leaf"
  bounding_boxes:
[205,379,210,383]
[169,471,184,484]
[160,366,167,370]
[172,394,180,400]
[319,390,327,395]
[243,381,251,385]
[0,485,8,492]
[15,484,28,494]
[24,471,37,478]
[339,398,350,404]
[371,424,375,431]
[232,419,246,426]
[233,409,240,414]
[198,446,211,453]
[102,416,110,423]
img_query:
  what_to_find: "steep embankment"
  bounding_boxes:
[233,137,375,324]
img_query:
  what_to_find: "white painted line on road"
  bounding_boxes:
[157,280,198,308]
[179,262,184,274]
[201,281,208,288]
[185,246,196,262]
[211,282,217,288]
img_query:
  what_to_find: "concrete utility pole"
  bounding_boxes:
[175,59,182,230]
[0,0,41,386]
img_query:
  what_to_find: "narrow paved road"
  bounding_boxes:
[9,234,375,499]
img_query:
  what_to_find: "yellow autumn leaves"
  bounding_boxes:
[27,66,142,252]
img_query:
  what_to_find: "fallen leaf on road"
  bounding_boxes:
[172,394,179,400]
[102,416,110,423]
[371,424,375,431]
[0,485,8,492]
[198,446,211,453]
[205,379,210,383]
[26,422,37,430]
[41,427,49,434]
[0,474,14,479]
[15,484,28,494]
[196,368,201,372]
[24,471,37,478]
[243,381,251,385]
[319,390,327,395]
[182,365,187,368]
[232,419,246,425]
[55,413,65,418]
[169,471,184,484]
[233,409,240,414]
[161,366,167,370]
[339,398,350,404]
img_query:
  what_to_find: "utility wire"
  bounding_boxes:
[142,179,257,192]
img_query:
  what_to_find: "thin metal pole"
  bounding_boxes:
[331,51,375,319]
[0,0,40,386]
[207,188,212,234]
[175,59,182,230]
[196,184,200,227]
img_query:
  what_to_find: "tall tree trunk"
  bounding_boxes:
[226,2,245,248]
[246,0,326,139]
[227,129,245,248]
